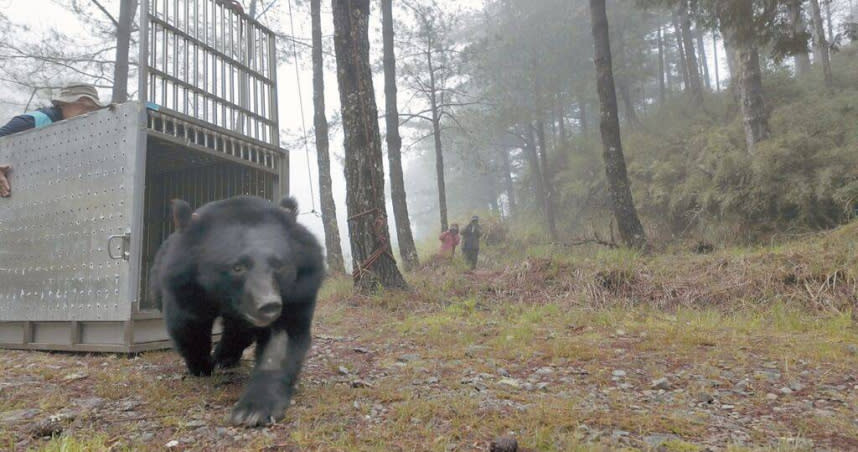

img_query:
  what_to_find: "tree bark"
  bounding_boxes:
[657,25,666,104]
[589,0,647,249]
[809,0,834,88]
[426,43,449,233]
[524,124,547,223]
[311,0,346,275]
[614,31,640,125]
[111,0,137,103]
[695,25,711,90]
[672,12,690,90]
[381,0,419,271]
[500,147,516,216]
[331,0,407,291]
[788,0,812,77]
[536,118,558,241]
[712,33,720,92]
[678,0,704,103]
[721,6,771,153]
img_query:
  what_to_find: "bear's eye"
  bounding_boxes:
[231,263,247,274]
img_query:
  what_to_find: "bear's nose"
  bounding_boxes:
[258,301,282,317]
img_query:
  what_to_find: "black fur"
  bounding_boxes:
[149,196,324,426]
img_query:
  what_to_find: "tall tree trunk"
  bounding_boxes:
[111,0,137,103]
[657,25,666,104]
[672,13,690,90]
[825,0,833,42]
[738,46,770,152]
[679,0,704,103]
[524,124,547,224]
[788,0,813,77]
[695,26,711,90]
[536,118,558,241]
[331,0,407,291]
[722,8,771,153]
[425,46,448,233]
[311,0,346,275]
[381,0,419,271]
[615,31,640,125]
[588,0,647,249]
[712,33,720,92]
[809,0,835,88]
[500,147,516,216]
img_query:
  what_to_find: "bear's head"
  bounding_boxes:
[182,196,305,327]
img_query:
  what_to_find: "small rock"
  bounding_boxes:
[118,400,141,411]
[846,344,858,355]
[615,329,626,336]
[397,354,421,363]
[489,436,518,452]
[644,433,678,448]
[499,378,521,389]
[185,420,207,428]
[338,366,350,375]
[141,432,155,441]
[351,379,371,388]
[535,367,554,376]
[651,377,671,390]
[0,408,40,424]
[611,370,626,378]
[464,345,488,357]
[733,380,750,393]
[697,392,715,404]
[789,381,806,392]
[165,440,180,448]
[426,377,439,384]
[536,382,550,391]
[498,368,511,377]
[779,387,793,395]
[618,383,634,390]
[523,383,535,391]
[611,429,629,440]
[28,418,63,438]
[722,404,734,410]
[353,347,370,354]
[62,372,88,382]
[766,393,778,400]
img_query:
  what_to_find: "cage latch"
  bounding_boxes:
[107,231,131,260]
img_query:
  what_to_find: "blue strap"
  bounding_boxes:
[23,111,54,129]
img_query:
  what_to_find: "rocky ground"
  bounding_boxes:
[4,236,858,451]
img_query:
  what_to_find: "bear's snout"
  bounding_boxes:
[242,273,283,326]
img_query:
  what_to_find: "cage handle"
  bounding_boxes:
[107,232,131,260]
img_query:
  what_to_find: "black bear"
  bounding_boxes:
[149,195,324,426]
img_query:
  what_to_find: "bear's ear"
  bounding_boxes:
[170,199,193,231]
[279,196,299,221]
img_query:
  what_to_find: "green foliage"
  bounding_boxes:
[554,48,858,243]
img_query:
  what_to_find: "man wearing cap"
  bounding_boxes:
[462,216,481,270]
[0,83,105,197]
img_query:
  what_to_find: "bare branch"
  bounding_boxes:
[89,0,120,29]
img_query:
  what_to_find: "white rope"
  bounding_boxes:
[286,0,318,215]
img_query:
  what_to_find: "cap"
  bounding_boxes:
[51,83,104,107]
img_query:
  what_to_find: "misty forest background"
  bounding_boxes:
[1,0,858,288]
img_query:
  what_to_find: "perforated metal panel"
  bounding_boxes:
[0,103,143,322]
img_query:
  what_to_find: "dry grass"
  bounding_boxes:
[3,224,858,450]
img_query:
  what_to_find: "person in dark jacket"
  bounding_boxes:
[461,216,481,270]
[0,83,105,197]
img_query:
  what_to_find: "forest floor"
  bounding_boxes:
[3,225,858,451]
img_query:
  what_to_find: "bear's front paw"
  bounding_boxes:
[187,358,214,377]
[229,391,290,427]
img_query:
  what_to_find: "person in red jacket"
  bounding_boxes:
[438,224,460,260]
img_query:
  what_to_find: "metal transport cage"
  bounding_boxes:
[0,0,287,352]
